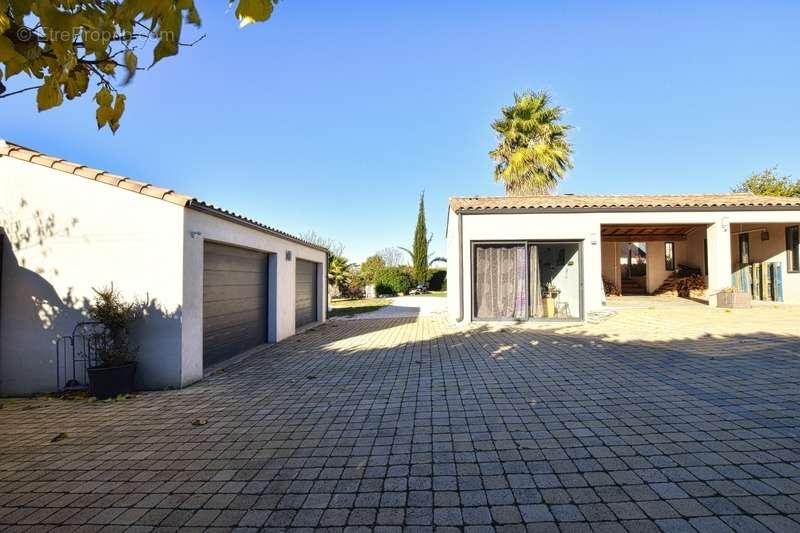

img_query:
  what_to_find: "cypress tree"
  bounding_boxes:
[412,192,429,285]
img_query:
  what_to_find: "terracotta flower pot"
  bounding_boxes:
[715,292,751,309]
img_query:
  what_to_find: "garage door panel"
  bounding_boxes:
[203,242,268,368]
[204,243,267,272]
[204,320,265,348]
[203,302,264,322]
[203,283,266,303]
[295,259,318,328]
[203,269,266,286]
[203,307,266,330]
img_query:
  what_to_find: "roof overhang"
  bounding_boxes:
[189,201,329,253]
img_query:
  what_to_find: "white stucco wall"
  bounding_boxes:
[678,228,707,275]
[730,222,800,303]
[1,156,328,396]
[0,157,185,395]
[181,209,327,386]
[447,206,800,323]
[645,241,672,294]
[600,241,620,291]
[448,210,602,323]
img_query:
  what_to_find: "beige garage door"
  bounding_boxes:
[295,259,318,328]
[203,242,268,368]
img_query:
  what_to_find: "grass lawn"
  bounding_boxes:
[330,298,391,318]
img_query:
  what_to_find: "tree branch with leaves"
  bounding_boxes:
[0,0,277,132]
[733,167,800,197]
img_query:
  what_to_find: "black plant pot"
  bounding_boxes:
[87,362,137,399]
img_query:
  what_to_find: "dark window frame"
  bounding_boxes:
[738,232,751,265]
[664,241,675,271]
[787,225,800,273]
[470,240,584,322]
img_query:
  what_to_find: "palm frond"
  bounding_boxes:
[490,90,574,196]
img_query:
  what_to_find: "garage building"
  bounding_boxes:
[0,140,327,396]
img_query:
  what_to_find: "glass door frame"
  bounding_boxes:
[470,239,585,322]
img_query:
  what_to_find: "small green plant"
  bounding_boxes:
[89,285,139,367]
[544,282,561,298]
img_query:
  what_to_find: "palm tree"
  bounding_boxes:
[490,90,574,195]
[327,254,353,294]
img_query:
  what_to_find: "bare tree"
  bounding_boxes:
[377,247,406,267]
[300,231,345,257]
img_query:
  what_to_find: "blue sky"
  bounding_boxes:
[3,1,799,262]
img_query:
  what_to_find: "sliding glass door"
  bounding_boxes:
[473,244,528,320]
[530,243,581,319]
[474,241,582,321]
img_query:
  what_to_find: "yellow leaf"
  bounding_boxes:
[113,93,126,120]
[0,35,25,63]
[153,38,178,65]
[98,60,116,74]
[63,67,89,99]
[37,79,63,111]
[95,86,112,107]
[151,8,181,65]
[50,432,69,442]
[96,104,113,128]
[235,0,273,28]
[123,50,137,83]
[0,12,10,34]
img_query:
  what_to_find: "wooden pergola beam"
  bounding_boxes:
[602,234,688,242]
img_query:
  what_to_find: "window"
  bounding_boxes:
[787,226,800,273]
[664,241,675,271]
[738,232,750,265]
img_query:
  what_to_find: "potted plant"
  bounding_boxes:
[542,282,561,317]
[714,287,752,309]
[87,285,139,399]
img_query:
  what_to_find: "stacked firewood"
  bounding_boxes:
[603,277,621,296]
[654,274,707,298]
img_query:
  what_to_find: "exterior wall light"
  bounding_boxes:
[190,231,202,239]
[286,250,293,261]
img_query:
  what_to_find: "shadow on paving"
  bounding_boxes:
[0,317,799,532]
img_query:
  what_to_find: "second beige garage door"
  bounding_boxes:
[295,259,318,328]
[203,242,268,368]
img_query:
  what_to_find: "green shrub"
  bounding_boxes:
[89,285,139,367]
[427,269,447,291]
[374,267,414,295]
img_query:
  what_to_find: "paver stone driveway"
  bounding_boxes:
[1,307,799,532]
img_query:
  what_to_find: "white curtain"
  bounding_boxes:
[529,245,542,318]
[475,245,527,319]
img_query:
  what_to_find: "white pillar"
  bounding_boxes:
[706,218,732,306]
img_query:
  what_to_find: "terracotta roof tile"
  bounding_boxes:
[51,160,81,173]
[450,194,800,212]
[163,191,194,206]
[139,185,174,200]
[29,154,62,167]
[72,166,102,180]
[0,140,327,252]
[115,178,149,193]
[10,147,38,162]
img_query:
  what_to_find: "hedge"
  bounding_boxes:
[374,267,414,295]
[427,269,447,291]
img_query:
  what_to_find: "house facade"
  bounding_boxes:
[0,140,327,396]
[446,194,800,323]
